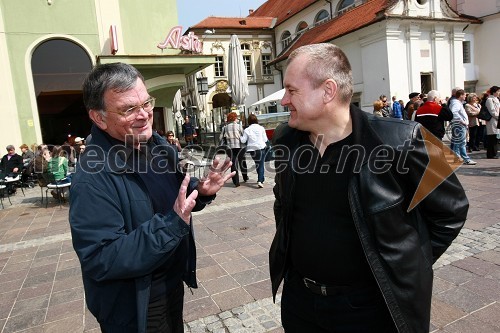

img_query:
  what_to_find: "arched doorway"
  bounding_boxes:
[31,39,93,144]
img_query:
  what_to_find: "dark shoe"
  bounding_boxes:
[234,184,240,187]
[487,156,499,159]
[51,190,60,200]
[243,176,248,182]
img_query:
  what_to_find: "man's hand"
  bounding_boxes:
[173,174,198,224]
[197,156,235,196]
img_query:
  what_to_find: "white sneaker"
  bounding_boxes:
[257,182,264,188]
[464,160,477,165]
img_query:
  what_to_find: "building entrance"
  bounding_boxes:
[31,39,93,144]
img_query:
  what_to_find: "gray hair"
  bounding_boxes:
[6,145,15,151]
[82,63,144,112]
[426,90,440,102]
[466,93,478,103]
[287,43,353,105]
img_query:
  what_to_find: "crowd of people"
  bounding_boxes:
[0,138,87,198]
[372,85,500,162]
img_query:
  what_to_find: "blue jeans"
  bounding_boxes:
[450,123,470,162]
[249,149,265,183]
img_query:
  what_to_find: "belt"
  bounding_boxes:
[302,277,356,297]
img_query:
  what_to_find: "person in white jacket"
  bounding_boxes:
[485,85,499,159]
[240,114,268,188]
[450,89,476,165]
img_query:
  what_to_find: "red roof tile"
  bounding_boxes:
[249,0,318,26]
[190,16,275,30]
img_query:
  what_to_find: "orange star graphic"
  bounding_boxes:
[407,127,463,212]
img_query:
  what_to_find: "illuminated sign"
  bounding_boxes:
[157,26,203,53]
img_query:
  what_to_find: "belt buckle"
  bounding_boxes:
[303,277,328,296]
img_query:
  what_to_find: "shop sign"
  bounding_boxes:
[157,26,203,53]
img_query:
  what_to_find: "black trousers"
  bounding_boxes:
[486,134,498,158]
[281,271,397,333]
[146,282,184,333]
[229,147,248,185]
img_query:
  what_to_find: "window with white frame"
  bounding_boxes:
[214,56,225,77]
[241,43,251,51]
[338,0,355,14]
[296,21,308,34]
[243,55,252,76]
[281,31,291,50]
[462,41,471,63]
[314,10,330,25]
[261,55,272,75]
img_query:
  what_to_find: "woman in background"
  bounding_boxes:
[241,114,268,188]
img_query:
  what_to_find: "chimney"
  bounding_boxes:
[249,9,254,15]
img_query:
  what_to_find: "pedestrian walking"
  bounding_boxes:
[219,112,248,187]
[240,114,268,188]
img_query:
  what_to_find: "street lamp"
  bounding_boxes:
[197,77,209,95]
[196,77,209,144]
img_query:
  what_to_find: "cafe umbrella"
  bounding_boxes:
[228,34,249,114]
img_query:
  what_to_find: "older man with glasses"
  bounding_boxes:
[69,63,234,333]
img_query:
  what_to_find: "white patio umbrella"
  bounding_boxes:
[228,34,249,106]
[172,89,184,124]
[250,89,285,106]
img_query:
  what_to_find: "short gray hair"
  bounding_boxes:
[426,90,440,102]
[6,145,15,151]
[82,63,144,112]
[287,43,353,105]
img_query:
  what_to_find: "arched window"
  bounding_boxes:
[296,21,308,34]
[314,10,330,25]
[338,0,355,13]
[281,31,291,50]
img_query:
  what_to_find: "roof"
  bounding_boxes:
[249,0,318,26]
[270,0,481,65]
[271,0,391,64]
[189,16,276,30]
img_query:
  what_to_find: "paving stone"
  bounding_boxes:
[435,286,492,313]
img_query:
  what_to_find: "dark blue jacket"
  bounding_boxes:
[70,125,209,332]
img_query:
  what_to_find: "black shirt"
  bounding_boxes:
[289,133,375,286]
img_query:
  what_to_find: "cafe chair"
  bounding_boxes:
[39,173,71,208]
[0,181,12,209]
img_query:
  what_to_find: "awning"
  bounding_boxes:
[251,88,285,106]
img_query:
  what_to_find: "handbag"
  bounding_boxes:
[264,141,274,162]
[218,127,228,146]
[477,107,492,121]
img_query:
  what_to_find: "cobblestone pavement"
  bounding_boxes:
[0,151,499,333]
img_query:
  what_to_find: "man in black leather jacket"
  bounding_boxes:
[270,43,468,333]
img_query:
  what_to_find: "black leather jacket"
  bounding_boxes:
[270,105,468,333]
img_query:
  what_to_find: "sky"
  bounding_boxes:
[176,0,267,31]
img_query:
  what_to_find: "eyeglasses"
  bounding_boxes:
[105,97,155,119]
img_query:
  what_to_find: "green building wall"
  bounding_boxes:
[0,0,181,148]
